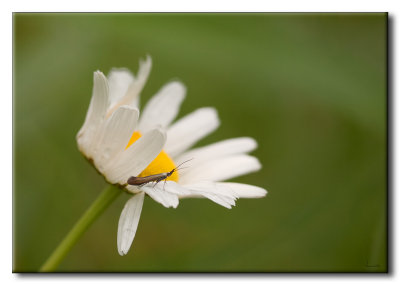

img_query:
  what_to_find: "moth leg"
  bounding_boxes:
[152,179,163,189]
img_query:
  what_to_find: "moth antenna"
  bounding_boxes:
[174,158,194,171]
[175,166,190,171]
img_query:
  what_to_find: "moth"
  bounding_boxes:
[127,159,193,187]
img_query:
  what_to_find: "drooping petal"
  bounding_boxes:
[177,181,266,208]
[179,155,261,184]
[175,137,257,168]
[107,68,134,108]
[104,128,166,185]
[140,184,179,208]
[138,81,186,133]
[213,182,267,198]
[179,182,238,209]
[117,192,145,256]
[77,71,109,156]
[194,192,236,209]
[164,107,220,158]
[93,106,139,172]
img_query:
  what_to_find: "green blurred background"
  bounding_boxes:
[13,13,387,272]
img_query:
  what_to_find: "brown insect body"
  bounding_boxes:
[127,158,193,187]
[127,171,173,186]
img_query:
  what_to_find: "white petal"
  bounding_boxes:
[178,181,266,208]
[140,184,179,208]
[138,81,186,133]
[77,71,109,156]
[129,55,152,106]
[179,182,237,209]
[196,192,235,209]
[126,185,141,194]
[107,56,152,115]
[164,107,220,158]
[176,137,257,167]
[179,155,261,184]
[117,192,145,256]
[93,106,139,172]
[214,182,267,198]
[162,181,192,195]
[104,128,166,184]
[126,181,189,208]
[107,68,134,107]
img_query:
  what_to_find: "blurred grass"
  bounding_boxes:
[13,13,387,272]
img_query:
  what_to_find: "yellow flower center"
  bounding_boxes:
[126,131,179,182]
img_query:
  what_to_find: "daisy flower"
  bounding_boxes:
[77,56,267,256]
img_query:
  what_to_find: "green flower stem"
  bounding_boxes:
[39,184,122,272]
